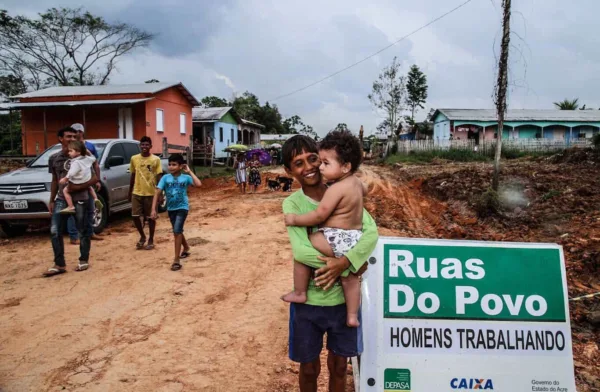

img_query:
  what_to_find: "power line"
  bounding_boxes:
[271,0,476,102]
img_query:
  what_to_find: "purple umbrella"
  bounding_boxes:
[246,149,272,166]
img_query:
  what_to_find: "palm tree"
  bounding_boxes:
[553,98,579,110]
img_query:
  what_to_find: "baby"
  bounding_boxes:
[283,130,369,327]
[59,141,102,214]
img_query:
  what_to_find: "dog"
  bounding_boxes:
[267,178,281,191]
[277,176,294,192]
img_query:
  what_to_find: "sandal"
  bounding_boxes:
[144,244,155,250]
[75,263,89,272]
[136,240,146,250]
[180,251,191,259]
[171,262,182,271]
[43,267,66,277]
[94,199,104,211]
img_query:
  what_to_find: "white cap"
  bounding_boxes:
[71,123,85,133]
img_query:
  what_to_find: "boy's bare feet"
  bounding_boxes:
[346,313,360,328]
[281,291,307,304]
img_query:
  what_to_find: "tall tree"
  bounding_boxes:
[232,91,261,120]
[0,74,24,153]
[492,0,512,191]
[200,96,230,108]
[283,115,316,139]
[0,74,25,101]
[333,123,349,132]
[368,56,406,139]
[405,65,428,123]
[0,7,153,89]
[553,98,579,110]
[254,102,284,134]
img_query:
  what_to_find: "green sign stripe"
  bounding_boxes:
[384,316,568,323]
[383,244,566,322]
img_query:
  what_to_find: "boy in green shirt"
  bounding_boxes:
[282,135,378,392]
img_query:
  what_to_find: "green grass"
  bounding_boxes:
[386,148,558,165]
[386,149,490,164]
[193,165,233,179]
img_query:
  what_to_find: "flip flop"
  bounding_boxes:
[43,267,66,277]
[94,199,104,211]
[144,244,155,250]
[136,240,146,250]
[180,251,191,259]
[171,262,182,271]
[75,263,89,272]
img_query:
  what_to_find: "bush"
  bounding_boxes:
[593,133,600,150]
[541,189,560,202]
[474,188,501,218]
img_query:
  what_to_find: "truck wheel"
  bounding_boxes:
[0,222,28,238]
[157,191,167,213]
[93,194,108,234]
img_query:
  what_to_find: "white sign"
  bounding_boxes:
[359,237,576,392]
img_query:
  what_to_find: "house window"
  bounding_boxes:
[231,129,234,143]
[219,127,223,142]
[179,113,186,134]
[156,109,164,132]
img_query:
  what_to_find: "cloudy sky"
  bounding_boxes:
[4,0,599,135]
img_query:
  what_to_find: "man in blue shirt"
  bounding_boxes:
[68,123,103,242]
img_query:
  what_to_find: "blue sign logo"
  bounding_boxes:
[450,378,494,390]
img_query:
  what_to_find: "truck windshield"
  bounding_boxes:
[29,143,107,168]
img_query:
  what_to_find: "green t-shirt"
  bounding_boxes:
[283,189,379,306]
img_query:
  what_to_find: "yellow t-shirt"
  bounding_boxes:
[129,154,163,196]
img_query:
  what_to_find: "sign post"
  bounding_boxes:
[360,237,576,391]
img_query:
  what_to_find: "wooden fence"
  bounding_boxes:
[395,138,593,155]
[161,137,193,167]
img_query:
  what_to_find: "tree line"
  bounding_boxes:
[199,93,316,137]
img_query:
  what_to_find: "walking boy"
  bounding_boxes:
[281,135,378,392]
[129,136,163,250]
[151,154,202,271]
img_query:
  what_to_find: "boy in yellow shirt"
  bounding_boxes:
[128,136,163,250]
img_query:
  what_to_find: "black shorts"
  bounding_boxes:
[288,303,363,363]
[132,195,153,218]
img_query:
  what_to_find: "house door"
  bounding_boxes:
[118,108,134,140]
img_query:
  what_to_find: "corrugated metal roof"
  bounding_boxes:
[192,107,232,121]
[240,118,265,129]
[436,109,600,122]
[260,134,297,141]
[13,83,179,98]
[0,98,152,109]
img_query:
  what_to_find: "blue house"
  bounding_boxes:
[192,107,263,159]
[432,109,600,143]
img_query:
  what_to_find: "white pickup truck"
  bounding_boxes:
[0,139,168,237]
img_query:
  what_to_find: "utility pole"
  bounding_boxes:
[492,0,511,191]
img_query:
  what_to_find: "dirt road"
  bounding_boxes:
[0,163,597,391]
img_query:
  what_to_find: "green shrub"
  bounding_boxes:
[593,133,600,150]
[541,189,560,202]
[474,188,501,218]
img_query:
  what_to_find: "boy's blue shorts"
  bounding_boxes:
[168,209,188,234]
[288,303,363,363]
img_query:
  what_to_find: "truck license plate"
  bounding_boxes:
[3,200,28,210]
